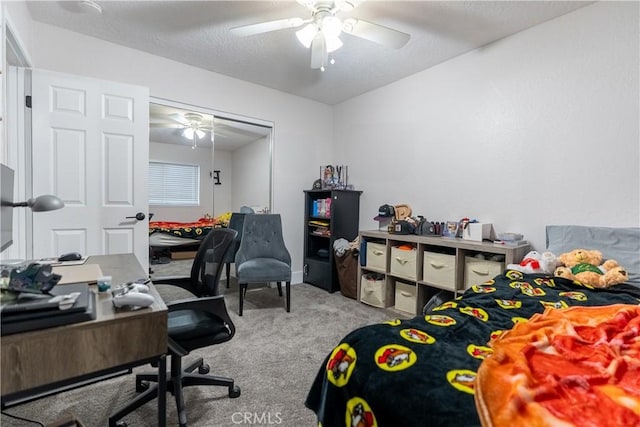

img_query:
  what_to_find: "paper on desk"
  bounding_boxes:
[52,263,103,285]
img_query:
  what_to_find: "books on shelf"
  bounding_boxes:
[309,220,331,236]
[312,198,332,218]
[311,227,331,237]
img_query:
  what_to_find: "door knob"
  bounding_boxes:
[126,212,146,221]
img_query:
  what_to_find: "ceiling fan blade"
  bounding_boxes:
[343,19,410,49]
[335,0,365,12]
[310,34,327,69]
[230,17,307,37]
[167,113,190,125]
[150,122,183,128]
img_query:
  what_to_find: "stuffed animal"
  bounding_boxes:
[506,250,558,275]
[553,248,628,288]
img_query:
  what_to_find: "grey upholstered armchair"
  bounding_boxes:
[223,213,247,288]
[235,214,292,316]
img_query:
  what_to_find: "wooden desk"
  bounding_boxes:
[1,254,168,426]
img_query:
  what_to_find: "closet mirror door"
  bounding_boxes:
[149,100,273,224]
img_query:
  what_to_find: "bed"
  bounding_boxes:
[304,225,640,426]
[148,215,230,265]
[148,214,229,248]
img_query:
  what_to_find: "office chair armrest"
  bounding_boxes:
[166,296,235,337]
[153,276,203,297]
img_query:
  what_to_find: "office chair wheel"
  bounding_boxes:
[229,385,241,398]
[198,364,210,374]
[136,380,150,392]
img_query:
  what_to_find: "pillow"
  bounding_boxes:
[546,225,640,285]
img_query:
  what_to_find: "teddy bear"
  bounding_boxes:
[506,250,558,275]
[553,248,628,288]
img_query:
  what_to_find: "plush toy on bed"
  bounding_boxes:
[554,248,628,288]
[506,250,558,275]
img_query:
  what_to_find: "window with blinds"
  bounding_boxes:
[149,161,200,206]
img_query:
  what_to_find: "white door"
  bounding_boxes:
[31,69,150,272]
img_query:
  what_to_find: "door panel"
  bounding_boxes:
[103,133,133,204]
[103,228,133,254]
[32,69,149,271]
[52,128,86,204]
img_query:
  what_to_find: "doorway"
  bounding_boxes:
[2,18,32,261]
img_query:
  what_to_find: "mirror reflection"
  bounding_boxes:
[148,102,272,225]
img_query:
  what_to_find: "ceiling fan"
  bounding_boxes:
[151,112,213,149]
[230,0,410,70]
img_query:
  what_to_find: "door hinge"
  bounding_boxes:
[25,96,32,108]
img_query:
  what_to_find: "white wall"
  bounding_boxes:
[15,20,335,281]
[231,136,271,212]
[334,1,639,252]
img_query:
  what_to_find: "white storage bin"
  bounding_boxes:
[365,242,387,271]
[390,246,417,280]
[462,223,492,242]
[464,257,504,289]
[360,274,389,308]
[423,252,456,290]
[394,282,417,314]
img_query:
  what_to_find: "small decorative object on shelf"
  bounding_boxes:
[444,221,459,238]
[319,164,351,189]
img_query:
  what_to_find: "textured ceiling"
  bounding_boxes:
[26,1,592,105]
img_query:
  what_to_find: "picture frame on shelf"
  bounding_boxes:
[320,164,349,189]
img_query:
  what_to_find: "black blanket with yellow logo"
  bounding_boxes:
[305,271,640,427]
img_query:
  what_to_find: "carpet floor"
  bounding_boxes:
[1,279,397,427]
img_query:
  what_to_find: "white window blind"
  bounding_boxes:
[149,161,200,206]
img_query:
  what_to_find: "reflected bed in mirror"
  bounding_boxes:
[149,100,273,227]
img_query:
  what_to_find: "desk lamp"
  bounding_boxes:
[10,195,64,211]
[1,194,64,293]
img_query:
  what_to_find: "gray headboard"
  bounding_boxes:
[545,225,640,286]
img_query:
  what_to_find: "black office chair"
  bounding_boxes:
[223,213,247,288]
[111,228,240,427]
[235,214,292,316]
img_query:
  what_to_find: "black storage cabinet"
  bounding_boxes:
[303,189,362,292]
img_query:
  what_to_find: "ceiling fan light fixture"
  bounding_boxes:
[325,34,343,53]
[183,127,194,140]
[322,16,343,39]
[182,128,205,140]
[296,23,318,48]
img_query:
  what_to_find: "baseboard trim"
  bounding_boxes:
[291,270,303,285]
